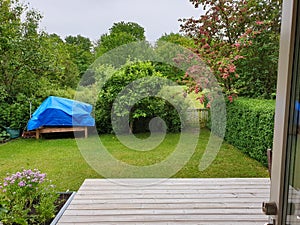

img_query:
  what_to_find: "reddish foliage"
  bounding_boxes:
[179,0,280,106]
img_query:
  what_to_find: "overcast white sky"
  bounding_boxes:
[25,0,203,43]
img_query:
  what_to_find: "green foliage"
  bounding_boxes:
[39,34,79,89]
[180,0,281,101]
[95,21,146,58]
[0,92,39,129]
[109,21,145,41]
[95,32,138,57]
[0,0,43,98]
[0,1,82,130]
[154,33,196,83]
[95,61,189,134]
[157,33,196,49]
[235,30,279,99]
[65,35,94,78]
[0,169,58,225]
[223,98,275,166]
[0,129,10,143]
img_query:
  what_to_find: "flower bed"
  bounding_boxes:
[0,169,68,225]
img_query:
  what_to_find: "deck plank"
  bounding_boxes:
[57,178,270,224]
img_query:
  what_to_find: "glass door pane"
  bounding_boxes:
[284,4,300,223]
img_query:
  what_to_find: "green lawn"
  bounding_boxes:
[0,128,268,191]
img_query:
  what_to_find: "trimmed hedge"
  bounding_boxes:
[225,98,275,166]
[208,98,275,166]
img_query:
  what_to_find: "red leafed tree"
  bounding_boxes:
[179,0,281,105]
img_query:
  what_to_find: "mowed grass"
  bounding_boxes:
[0,128,269,191]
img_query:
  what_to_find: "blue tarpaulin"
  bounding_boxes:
[27,96,95,131]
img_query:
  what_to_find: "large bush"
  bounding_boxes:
[224,98,275,166]
[95,61,190,134]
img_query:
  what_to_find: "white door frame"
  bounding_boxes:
[270,0,298,224]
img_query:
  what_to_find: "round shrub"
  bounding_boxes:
[95,61,189,134]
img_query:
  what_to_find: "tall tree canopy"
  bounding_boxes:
[65,35,94,78]
[0,0,80,129]
[94,21,146,57]
[109,21,145,41]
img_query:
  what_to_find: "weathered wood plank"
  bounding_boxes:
[57,178,270,224]
[58,222,264,225]
[73,193,269,200]
[58,214,268,222]
[67,202,264,210]
[82,178,269,185]
[63,208,265,216]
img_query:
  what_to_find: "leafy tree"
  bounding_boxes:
[95,32,137,57]
[154,33,196,82]
[180,0,281,102]
[0,0,79,129]
[94,21,146,58]
[157,33,195,49]
[235,30,279,99]
[0,0,42,101]
[109,21,145,41]
[39,33,79,89]
[95,61,189,134]
[65,35,94,77]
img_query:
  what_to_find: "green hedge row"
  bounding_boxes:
[209,98,275,166]
[225,98,275,166]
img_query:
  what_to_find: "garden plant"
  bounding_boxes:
[0,169,58,225]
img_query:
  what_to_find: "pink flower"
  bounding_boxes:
[256,21,264,25]
[197,96,205,104]
[234,55,244,60]
[222,73,230,79]
[203,43,210,49]
[228,65,236,73]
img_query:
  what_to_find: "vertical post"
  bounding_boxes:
[36,129,40,139]
[29,101,32,118]
[84,127,88,138]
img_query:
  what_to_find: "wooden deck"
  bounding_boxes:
[57,178,270,225]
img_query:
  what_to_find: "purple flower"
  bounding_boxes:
[15,172,21,178]
[18,181,26,187]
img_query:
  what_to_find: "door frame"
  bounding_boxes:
[270,0,298,224]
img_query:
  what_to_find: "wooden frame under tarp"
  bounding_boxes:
[35,126,88,139]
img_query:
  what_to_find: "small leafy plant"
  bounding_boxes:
[0,130,10,143]
[0,169,58,225]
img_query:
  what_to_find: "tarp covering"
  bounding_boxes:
[27,96,95,131]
